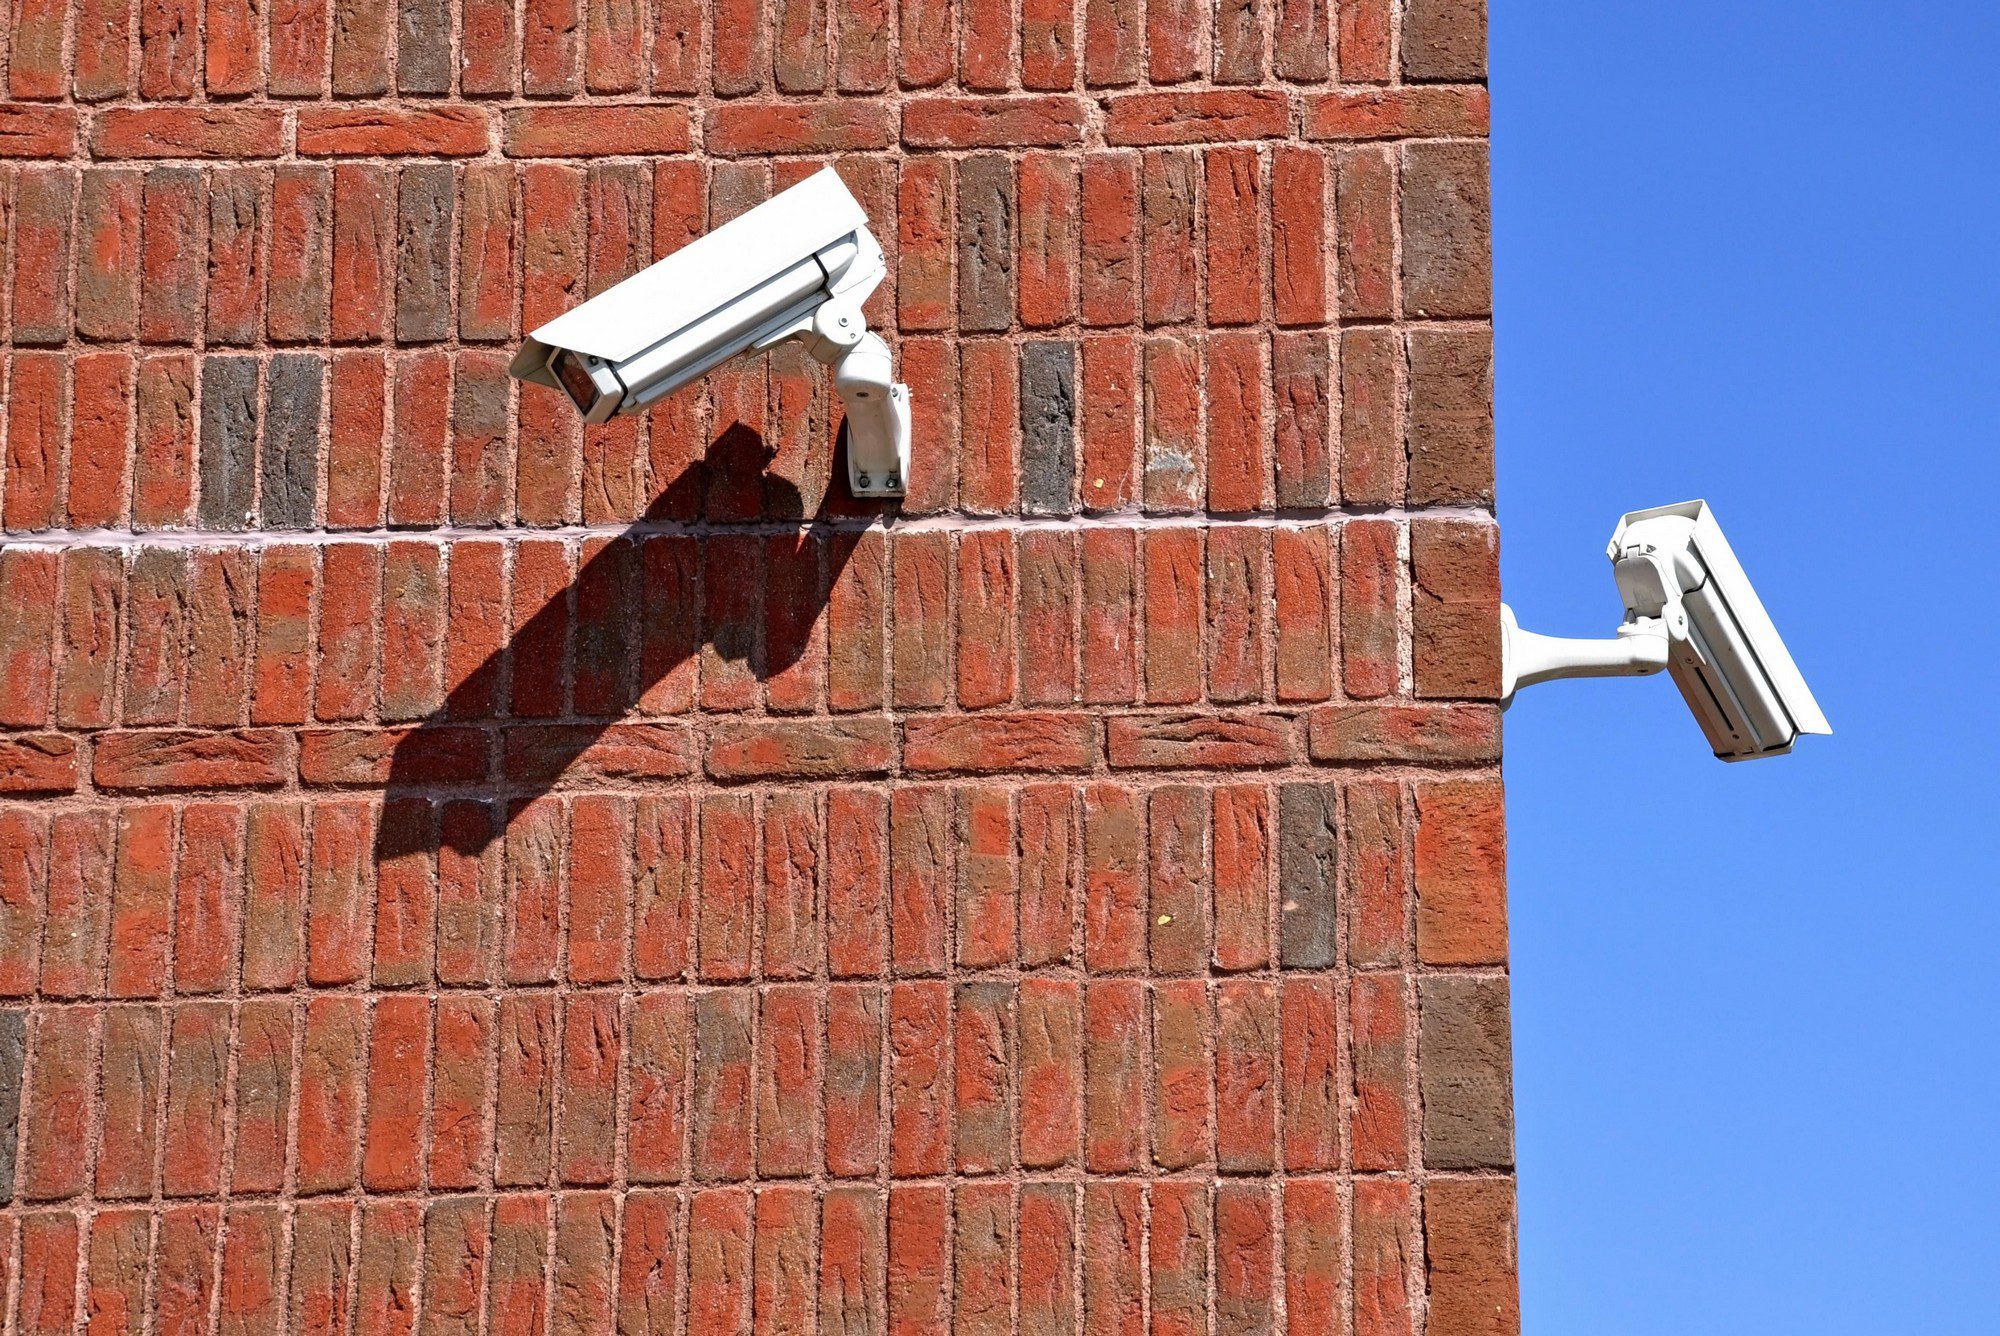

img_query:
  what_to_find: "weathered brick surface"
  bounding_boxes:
[0,0,1506,1324]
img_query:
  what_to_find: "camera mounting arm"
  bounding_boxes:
[769,295,910,498]
[1500,545,1681,707]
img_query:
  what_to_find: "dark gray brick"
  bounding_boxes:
[262,353,324,528]
[398,0,454,94]
[1278,781,1339,967]
[957,154,1016,334]
[397,163,455,344]
[0,1008,23,1197]
[1419,973,1514,1169]
[199,355,260,530]
[1020,340,1077,516]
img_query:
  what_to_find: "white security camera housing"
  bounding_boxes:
[1502,500,1830,761]
[509,167,912,498]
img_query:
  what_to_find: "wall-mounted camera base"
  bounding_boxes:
[830,334,910,499]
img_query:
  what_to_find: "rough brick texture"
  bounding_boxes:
[0,0,1509,1326]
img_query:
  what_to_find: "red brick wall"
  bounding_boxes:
[0,0,1512,1327]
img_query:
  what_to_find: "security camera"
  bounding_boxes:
[1502,500,1830,760]
[508,167,912,498]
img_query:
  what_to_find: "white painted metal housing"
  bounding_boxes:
[1504,500,1831,761]
[509,168,912,498]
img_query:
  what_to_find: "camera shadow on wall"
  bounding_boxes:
[370,421,869,866]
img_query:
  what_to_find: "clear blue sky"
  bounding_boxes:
[1493,1,2000,1330]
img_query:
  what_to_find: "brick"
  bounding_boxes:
[94,729,290,791]
[1081,1180,1144,1329]
[1206,147,1264,325]
[1275,0,1330,79]
[1141,336,1201,509]
[1350,971,1410,1170]
[757,984,820,1175]
[959,338,1020,512]
[1345,778,1408,967]
[1143,528,1202,702]
[204,0,265,93]
[307,799,373,986]
[888,978,950,1175]
[1416,777,1508,965]
[1411,519,1500,699]
[905,711,1097,773]
[1080,783,1143,972]
[93,107,287,158]
[504,105,695,156]
[232,1001,295,1188]
[1149,979,1207,1168]
[0,550,57,723]
[429,996,492,1187]
[396,166,455,344]
[1205,331,1269,510]
[1020,340,1078,515]
[268,166,333,343]
[1339,0,1392,80]
[90,1005,160,1200]
[1337,148,1396,321]
[1280,976,1339,1170]
[298,105,490,157]
[1215,1183,1276,1330]
[692,989,754,1177]
[1340,517,1400,698]
[8,170,72,348]
[1425,1178,1520,1336]
[1273,525,1334,699]
[241,804,308,992]
[558,992,622,1184]
[1145,784,1208,974]
[487,1193,551,1332]
[0,814,46,992]
[76,170,143,342]
[1403,141,1492,318]
[296,995,367,1192]
[1141,153,1199,327]
[902,95,1087,148]
[1081,0,1139,85]
[1211,783,1271,971]
[1419,974,1514,1168]
[1079,153,1139,326]
[1408,326,1496,506]
[204,169,264,345]
[1303,85,1489,140]
[1142,1184,1202,1336]
[1108,712,1294,769]
[956,530,1017,708]
[174,803,243,993]
[958,154,1016,334]
[708,100,897,154]
[1277,781,1338,967]
[1404,0,1487,80]
[705,717,893,781]
[162,1001,229,1194]
[361,995,428,1190]
[353,1200,423,1333]
[86,1209,152,1331]
[821,1187,886,1333]
[130,355,196,525]
[419,1198,488,1333]
[1082,980,1143,1171]
[155,1207,221,1334]
[1106,89,1290,145]
[887,1184,950,1330]
[267,0,328,93]
[0,104,76,155]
